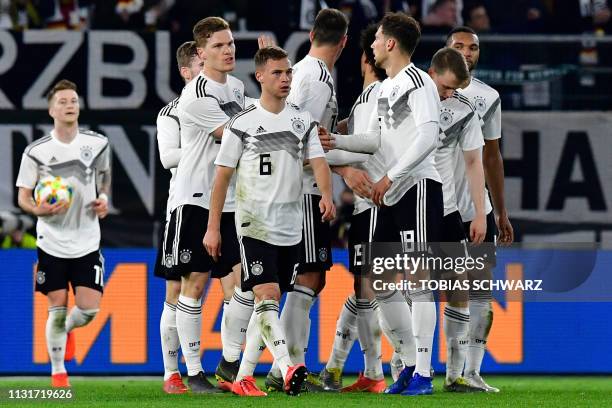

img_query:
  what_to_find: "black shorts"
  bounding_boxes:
[462,210,497,265]
[35,248,104,295]
[239,236,301,293]
[373,179,443,247]
[348,207,378,276]
[298,194,333,274]
[166,205,240,279]
[154,220,179,281]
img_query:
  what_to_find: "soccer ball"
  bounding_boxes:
[35,176,74,207]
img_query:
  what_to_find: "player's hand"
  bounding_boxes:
[318,127,336,152]
[470,213,487,245]
[496,211,514,246]
[319,194,336,222]
[342,167,373,199]
[371,175,392,207]
[258,34,276,49]
[34,201,68,217]
[203,229,222,262]
[92,197,108,219]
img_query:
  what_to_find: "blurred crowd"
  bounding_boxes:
[0,211,35,249]
[1,0,611,35]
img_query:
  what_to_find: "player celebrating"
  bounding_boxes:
[447,26,514,392]
[16,80,111,388]
[166,17,246,393]
[319,23,388,393]
[204,46,335,397]
[265,8,348,392]
[153,41,203,394]
[427,47,487,392]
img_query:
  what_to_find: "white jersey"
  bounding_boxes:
[173,72,245,212]
[455,76,500,221]
[436,92,484,216]
[215,101,324,246]
[156,97,180,221]
[370,63,441,206]
[287,55,338,196]
[15,130,110,258]
[348,81,386,215]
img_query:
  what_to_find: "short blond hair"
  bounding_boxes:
[47,79,77,103]
[193,17,230,48]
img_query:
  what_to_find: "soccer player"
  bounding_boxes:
[447,26,514,392]
[265,8,348,391]
[324,12,443,396]
[16,79,111,388]
[427,47,487,392]
[153,41,203,394]
[203,46,335,396]
[166,17,246,393]
[318,23,388,393]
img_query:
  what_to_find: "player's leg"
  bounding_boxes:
[216,212,253,390]
[36,248,70,387]
[464,211,499,392]
[170,205,220,393]
[232,312,266,396]
[67,249,105,332]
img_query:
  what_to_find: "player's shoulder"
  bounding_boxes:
[79,129,109,148]
[468,77,500,99]
[448,91,476,114]
[295,56,332,85]
[158,96,180,117]
[226,103,257,130]
[24,134,53,156]
[227,74,244,90]
[359,81,381,104]
[286,101,314,123]
[402,64,430,90]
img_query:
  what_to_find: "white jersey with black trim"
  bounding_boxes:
[15,130,110,258]
[372,63,441,206]
[215,101,324,246]
[348,80,385,215]
[287,55,338,196]
[436,92,484,216]
[156,96,180,221]
[455,76,500,221]
[173,72,245,212]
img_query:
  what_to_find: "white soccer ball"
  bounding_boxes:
[35,176,73,207]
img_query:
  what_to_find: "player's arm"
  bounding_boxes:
[335,118,348,134]
[15,154,66,216]
[321,107,381,153]
[184,98,230,140]
[93,144,112,219]
[482,102,513,245]
[333,165,373,199]
[203,126,242,260]
[156,115,181,169]
[305,123,335,221]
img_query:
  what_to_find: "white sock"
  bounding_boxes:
[376,290,415,367]
[326,295,357,371]
[46,306,67,375]
[256,300,293,380]
[222,287,254,363]
[270,285,315,377]
[176,295,203,376]
[160,302,180,380]
[65,306,98,332]
[236,312,264,381]
[377,306,407,380]
[411,291,436,378]
[444,305,470,382]
[465,299,493,375]
[356,299,384,380]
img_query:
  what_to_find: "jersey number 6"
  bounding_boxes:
[259,154,271,175]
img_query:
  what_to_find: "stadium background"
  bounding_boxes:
[1,0,611,376]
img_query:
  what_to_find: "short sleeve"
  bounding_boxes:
[289,80,332,124]
[460,114,485,152]
[482,99,501,140]
[15,154,39,189]
[408,85,440,127]
[215,127,244,168]
[98,143,111,171]
[182,97,229,136]
[304,121,325,160]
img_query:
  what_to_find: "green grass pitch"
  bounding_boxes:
[1,376,611,407]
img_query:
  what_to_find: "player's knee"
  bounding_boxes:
[165,282,181,304]
[253,285,281,303]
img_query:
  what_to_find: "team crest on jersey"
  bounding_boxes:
[473,96,487,113]
[318,248,328,262]
[440,108,454,126]
[390,85,400,101]
[179,249,192,264]
[233,88,243,104]
[80,146,93,162]
[291,117,306,134]
[36,270,46,284]
[164,255,173,268]
[250,261,264,276]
